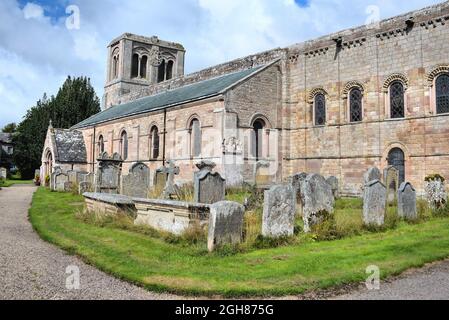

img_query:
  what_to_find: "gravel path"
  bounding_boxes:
[331,260,449,300]
[0,185,182,300]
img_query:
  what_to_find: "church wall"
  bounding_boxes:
[284,2,449,195]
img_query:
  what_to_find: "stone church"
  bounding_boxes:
[41,1,449,195]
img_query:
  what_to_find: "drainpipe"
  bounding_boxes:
[162,108,167,164]
[92,126,96,173]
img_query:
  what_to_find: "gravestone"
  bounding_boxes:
[300,174,335,233]
[0,167,7,179]
[425,179,447,209]
[363,180,387,226]
[289,172,307,198]
[64,181,73,192]
[253,160,271,187]
[84,173,94,185]
[50,167,62,190]
[162,160,180,199]
[54,172,69,192]
[398,182,417,220]
[326,176,339,199]
[364,167,381,185]
[79,181,93,195]
[95,152,123,194]
[208,201,245,252]
[122,162,150,198]
[154,166,169,192]
[384,166,399,203]
[262,184,296,238]
[67,170,89,184]
[194,161,226,204]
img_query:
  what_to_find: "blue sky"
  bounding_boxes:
[0,0,443,128]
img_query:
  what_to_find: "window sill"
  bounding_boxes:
[384,117,406,122]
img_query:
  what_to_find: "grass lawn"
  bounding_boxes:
[1,179,34,187]
[29,187,449,297]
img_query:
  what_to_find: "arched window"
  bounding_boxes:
[140,56,148,79]
[252,119,266,160]
[314,93,326,126]
[436,74,449,114]
[388,148,405,184]
[98,135,104,154]
[166,61,174,80]
[390,81,405,118]
[158,60,166,83]
[112,56,118,79]
[131,54,139,78]
[189,119,201,158]
[349,88,363,122]
[120,131,128,160]
[150,126,160,159]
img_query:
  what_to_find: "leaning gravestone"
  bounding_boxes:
[262,184,296,238]
[398,182,417,220]
[194,161,226,204]
[122,162,150,198]
[153,167,168,192]
[363,180,387,226]
[54,172,69,192]
[326,176,339,199]
[208,201,245,252]
[300,174,335,233]
[384,166,399,204]
[95,152,123,194]
[364,167,381,185]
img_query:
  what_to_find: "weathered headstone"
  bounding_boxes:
[79,181,93,195]
[363,180,387,226]
[364,167,381,185]
[162,160,180,199]
[425,179,447,209]
[262,184,296,238]
[208,201,245,252]
[289,172,307,197]
[0,167,7,179]
[84,173,94,185]
[50,167,62,190]
[64,181,73,192]
[154,167,168,192]
[95,152,123,194]
[253,160,271,187]
[398,182,417,220]
[326,176,339,199]
[122,162,150,198]
[300,174,335,233]
[384,166,399,203]
[54,172,69,192]
[194,161,226,204]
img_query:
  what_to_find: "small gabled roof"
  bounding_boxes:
[54,129,87,163]
[72,64,272,129]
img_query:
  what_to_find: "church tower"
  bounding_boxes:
[103,33,186,109]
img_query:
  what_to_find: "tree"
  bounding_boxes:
[13,77,101,179]
[2,123,17,133]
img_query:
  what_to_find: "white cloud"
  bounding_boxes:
[23,2,44,20]
[0,0,444,129]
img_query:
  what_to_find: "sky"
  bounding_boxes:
[0,0,443,129]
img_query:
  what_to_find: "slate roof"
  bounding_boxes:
[54,129,87,163]
[72,65,267,129]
